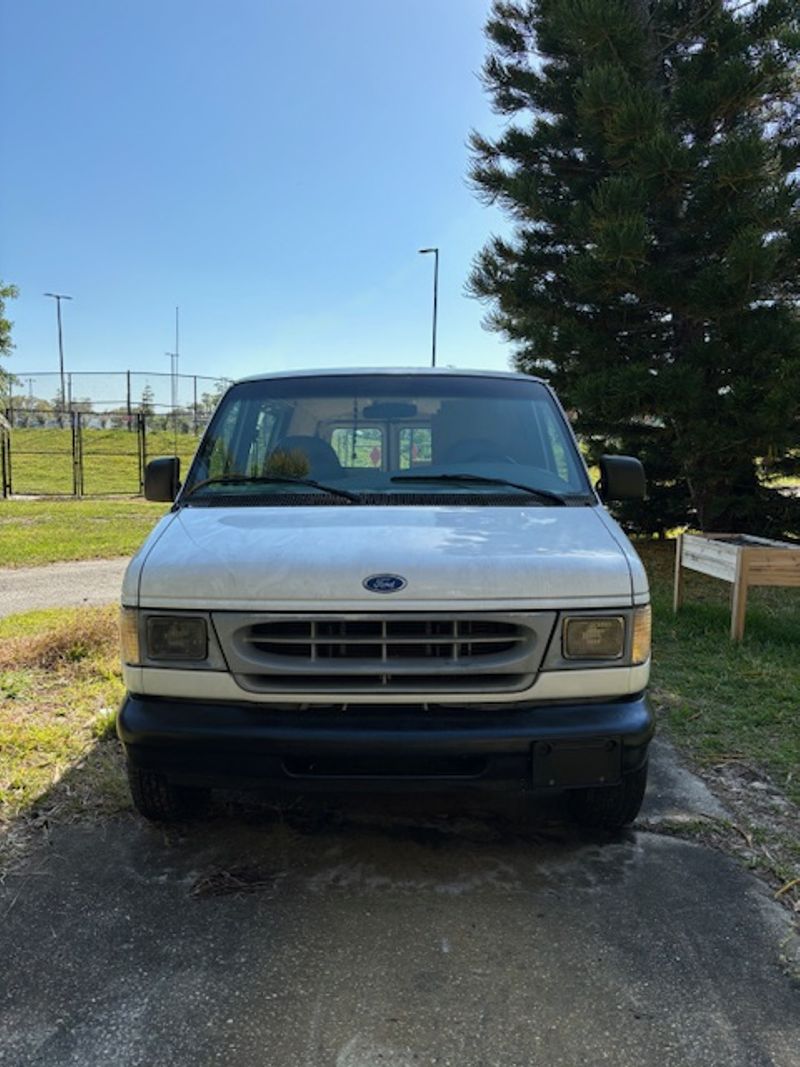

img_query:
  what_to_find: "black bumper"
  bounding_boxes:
[118,693,654,793]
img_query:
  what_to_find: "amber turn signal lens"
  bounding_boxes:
[119,607,141,665]
[632,605,652,665]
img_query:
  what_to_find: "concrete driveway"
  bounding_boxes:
[1,737,798,1067]
[0,558,128,618]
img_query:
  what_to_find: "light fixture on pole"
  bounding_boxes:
[44,292,72,415]
[418,248,439,367]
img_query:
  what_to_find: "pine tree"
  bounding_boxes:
[469,0,800,536]
[139,384,155,416]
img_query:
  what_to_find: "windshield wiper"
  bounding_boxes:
[390,473,567,505]
[182,475,362,504]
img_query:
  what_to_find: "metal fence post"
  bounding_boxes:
[71,410,84,497]
[0,416,11,498]
[71,410,79,496]
[137,412,146,494]
[127,370,132,431]
[193,375,198,434]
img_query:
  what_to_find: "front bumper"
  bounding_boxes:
[118,693,654,793]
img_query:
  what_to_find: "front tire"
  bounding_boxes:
[127,765,210,822]
[568,761,648,831]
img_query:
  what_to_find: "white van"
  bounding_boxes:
[118,369,652,829]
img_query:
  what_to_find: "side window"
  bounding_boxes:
[205,399,241,479]
[245,406,280,475]
[331,427,384,468]
[398,427,432,469]
[200,399,282,480]
[537,402,573,483]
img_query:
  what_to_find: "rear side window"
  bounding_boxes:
[331,427,384,468]
[398,427,432,469]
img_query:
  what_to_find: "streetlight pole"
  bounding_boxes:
[44,292,72,416]
[165,352,178,409]
[174,305,179,406]
[166,306,180,410]
[418,247,439,367]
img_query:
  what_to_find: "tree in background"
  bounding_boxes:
[0,282,20,405]
[138,384,155,416]
[469,0,800,535]
[198,380,227,415]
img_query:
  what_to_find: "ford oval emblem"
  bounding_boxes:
[363,574,407,594]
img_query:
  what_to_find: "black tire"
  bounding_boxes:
[127,765,210,822]
[568,760,648,831]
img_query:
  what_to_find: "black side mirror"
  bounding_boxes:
[598,455,646,501]
[144,456,181,502]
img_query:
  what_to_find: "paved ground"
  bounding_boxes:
[0,558,128,618]
[1,737,798,1067]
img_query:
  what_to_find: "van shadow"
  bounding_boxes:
[4,736,636,902]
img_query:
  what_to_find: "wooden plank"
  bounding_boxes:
[747,571,800,587]
[673,534,684,613]
[683,534,740,565]
[744,548,800,564]
[689,552,739,576]
[745,548,800,587]
[681,556,736,583]
[682,542,738,583]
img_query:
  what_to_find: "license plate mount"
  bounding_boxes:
[532,738,622,789]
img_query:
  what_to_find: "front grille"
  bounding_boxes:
[213,612,556,696]
[247,618,523,661]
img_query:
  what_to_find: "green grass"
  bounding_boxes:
[0,607,129,863]
[0,498,166,566]
[639,541,800,805]
[5,426,201,495]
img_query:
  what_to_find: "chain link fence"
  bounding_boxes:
[1,370,231,497]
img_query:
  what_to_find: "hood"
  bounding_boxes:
[128,504,642,610]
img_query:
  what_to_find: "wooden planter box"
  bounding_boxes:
[673,533,800,641]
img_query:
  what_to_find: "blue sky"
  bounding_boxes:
[2,0,511,390]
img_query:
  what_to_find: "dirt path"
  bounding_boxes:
[0,558,129,618]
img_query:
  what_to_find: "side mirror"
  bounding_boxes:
[598,455,646,501]
[144,456,181,502]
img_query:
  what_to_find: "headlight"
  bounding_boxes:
[120,607,141,665]
[631,604,652,665]
[146,616,208,661]
[563,616,625,660]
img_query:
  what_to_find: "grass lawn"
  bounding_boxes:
[5,427,202,495]
[0,607,129,866]
[0,498,166,566]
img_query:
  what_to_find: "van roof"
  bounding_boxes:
[235,367,546,385]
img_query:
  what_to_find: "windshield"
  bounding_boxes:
[181,373,592,504]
